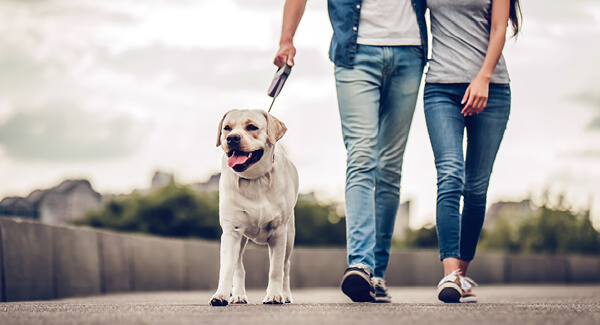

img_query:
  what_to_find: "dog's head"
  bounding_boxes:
[217,109,287,176]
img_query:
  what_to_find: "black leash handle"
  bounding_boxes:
[267,64,292,113]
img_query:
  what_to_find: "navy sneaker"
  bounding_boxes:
[341,264,375,302]
[372,277,392,303]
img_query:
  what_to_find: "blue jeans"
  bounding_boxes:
[424,83,511,262]
[335,45,425,278]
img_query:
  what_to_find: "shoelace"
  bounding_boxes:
[372,277,387,289]
[351,263,371,275]
[437,269,462,287]
[460,276,478,292]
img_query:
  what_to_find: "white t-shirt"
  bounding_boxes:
[357,0,421,46]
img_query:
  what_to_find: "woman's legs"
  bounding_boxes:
[425,83,510,276]
[424,83,466,265]
[460,84,511,263]
[442,258,471,276]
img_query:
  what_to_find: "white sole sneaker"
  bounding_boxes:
[460,291,478,303]
[437,281,462,303]
[459,275,478,303]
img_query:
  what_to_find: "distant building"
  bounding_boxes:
[0,179,102,225]
[0,196,38,219]
[191,173,220,193]
[298,191,318,203]
[151,171,175,191]
[393,201,411,241]
[484,199,535,230]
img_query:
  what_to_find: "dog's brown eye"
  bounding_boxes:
[246,124,258,131]
[224,125,232,131]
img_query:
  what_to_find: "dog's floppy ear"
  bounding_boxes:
[216,111,229,147]
[263,111,288,145]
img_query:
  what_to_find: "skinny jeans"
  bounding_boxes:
[424,83,511,262]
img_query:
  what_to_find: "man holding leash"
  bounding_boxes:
[274,0,427,303]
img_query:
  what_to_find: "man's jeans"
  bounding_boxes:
[424,83,511,262]
[335,45,424,278]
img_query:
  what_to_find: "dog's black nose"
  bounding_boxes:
[227,134,241,144]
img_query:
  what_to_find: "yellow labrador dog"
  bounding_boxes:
[210,109,299,306]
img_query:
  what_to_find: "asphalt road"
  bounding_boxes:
[1,286,599,325]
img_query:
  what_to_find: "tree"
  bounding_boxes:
[399,224,438,249]
[293,199,346,246]
[74,183,347,246]
[74,182,221,240]
[479,202,600,255]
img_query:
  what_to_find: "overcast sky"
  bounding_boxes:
[0,0,599,229]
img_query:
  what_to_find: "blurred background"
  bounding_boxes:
[0,0,599,253]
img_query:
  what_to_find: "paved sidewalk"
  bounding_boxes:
[1,286,599,324]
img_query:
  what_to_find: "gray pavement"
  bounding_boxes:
[1,286,599,324]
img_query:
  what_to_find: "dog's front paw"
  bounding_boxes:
[263,292,285,305]
[230,295,248,304]
[209,293,230,307]
[283,292,293,304]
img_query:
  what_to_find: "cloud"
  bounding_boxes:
[0,45,59,99]
[526,0,600,21]
[560,147,600,160]
[98,43,331,95]
[570,90,600,110]
[565,88,600,132]
[0,102,148,161]
[232,0,280,12]
[588,117,600,131]
[101,45,270,90]
[577,149,600,158]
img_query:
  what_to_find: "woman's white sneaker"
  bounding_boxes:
[437,269,462,303]
[459,275,478,303]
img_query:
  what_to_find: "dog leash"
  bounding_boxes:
[267,64,292,113]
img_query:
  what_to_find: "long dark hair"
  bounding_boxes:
[509,0,523,37]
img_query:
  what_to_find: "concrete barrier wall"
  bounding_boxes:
[98,231,132,293]
[130,235,185,292]
[567,255,600,283]
[54,226,101,299]
[0,218,54,301]
[184,240,219,291]
[0,216,599,302]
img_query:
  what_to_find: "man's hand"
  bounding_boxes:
[461,75,490,116]
[274,41,296,68]
[274,0,306,68]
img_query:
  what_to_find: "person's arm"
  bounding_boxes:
[273,0,308,68]
[461,0,511,116]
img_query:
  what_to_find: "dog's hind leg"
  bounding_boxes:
[231,236,248,304]
[283,214,295,303]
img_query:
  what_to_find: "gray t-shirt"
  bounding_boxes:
[426,0,510,84]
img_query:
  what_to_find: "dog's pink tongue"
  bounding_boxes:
[228,153,250,168]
